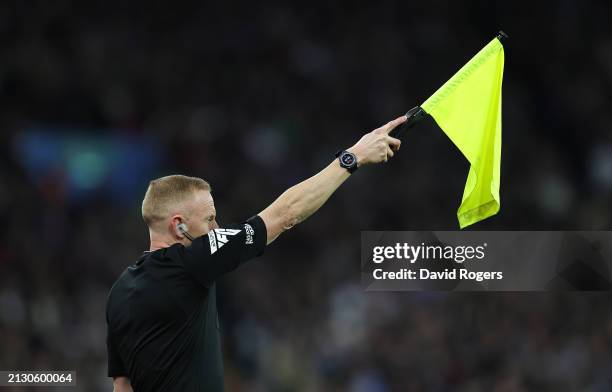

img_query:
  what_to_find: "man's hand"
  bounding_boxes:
[347,115,406,166]
[113,377,133,392]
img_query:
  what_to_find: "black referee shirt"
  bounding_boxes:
[106,215,267,392]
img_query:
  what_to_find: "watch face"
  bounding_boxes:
[341,153,355,166]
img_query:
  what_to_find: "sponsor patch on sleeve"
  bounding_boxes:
[208,228,241,254]
[244,223,254,245]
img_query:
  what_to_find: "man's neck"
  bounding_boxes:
[149,233,185,251]
[149,239,173,252]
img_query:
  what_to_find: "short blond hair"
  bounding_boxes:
[142,175,211,228]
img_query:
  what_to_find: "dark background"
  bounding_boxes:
[1,1,612,390]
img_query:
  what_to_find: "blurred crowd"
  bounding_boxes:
[1,1,612,390]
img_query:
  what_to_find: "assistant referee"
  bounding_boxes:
[105,115,406,391]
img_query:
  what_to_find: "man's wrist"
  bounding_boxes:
[346,147,362,168]
[335,149,359,173]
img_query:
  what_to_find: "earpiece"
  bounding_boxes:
[177,223,195,242]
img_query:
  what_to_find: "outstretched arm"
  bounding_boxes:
[258,115,406,244]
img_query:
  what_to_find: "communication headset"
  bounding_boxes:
[177,223,195,242]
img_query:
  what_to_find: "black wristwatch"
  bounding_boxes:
[335,150,358,173]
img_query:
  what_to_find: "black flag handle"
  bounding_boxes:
[389,106,427,139]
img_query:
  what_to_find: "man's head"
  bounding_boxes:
[142,175,219,247]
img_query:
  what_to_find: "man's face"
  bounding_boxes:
[183,190,218,238]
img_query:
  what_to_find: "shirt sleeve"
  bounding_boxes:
[106,318,127,377]
[178,214,267,287]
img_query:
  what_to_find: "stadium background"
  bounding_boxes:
[1,1,612,390]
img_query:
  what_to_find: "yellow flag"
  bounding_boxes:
[421,36,505,228]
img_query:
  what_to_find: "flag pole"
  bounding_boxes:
[496,30,508,43]
[389,106,427,139]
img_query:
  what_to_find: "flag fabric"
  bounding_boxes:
[421,36,505,228]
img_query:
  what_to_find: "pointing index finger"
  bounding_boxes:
[383,115,408,134]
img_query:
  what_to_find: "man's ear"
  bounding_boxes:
[170,215,186,238]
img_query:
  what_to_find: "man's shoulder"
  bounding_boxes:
[106,254,148,308]
[106,268,131,311]
[106,249,190,304]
